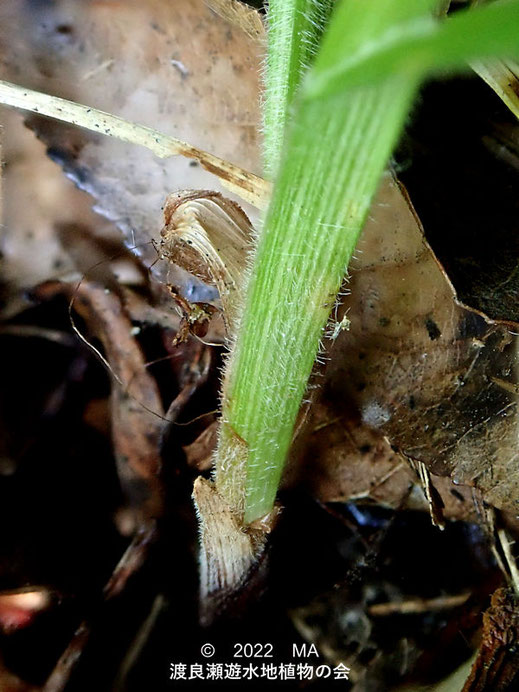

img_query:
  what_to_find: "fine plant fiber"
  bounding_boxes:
[213,0,519,524]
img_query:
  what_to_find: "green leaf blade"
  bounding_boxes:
[306,0,519,101]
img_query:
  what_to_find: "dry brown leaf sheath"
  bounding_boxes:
[161,190,254,336]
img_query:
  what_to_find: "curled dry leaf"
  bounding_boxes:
[161,341,213,429]
[302,172,519,514]
[463,588,519,691]
[34,281,164,528]
[206,0,266,43]
[161,190,254,334]
[43,524,156,692]
[0,0,264,286]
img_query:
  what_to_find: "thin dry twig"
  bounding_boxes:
[0,80,271,209]
[368,592,471,616]
[43,524,156,692]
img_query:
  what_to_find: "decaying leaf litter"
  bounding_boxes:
[1,0,519,689]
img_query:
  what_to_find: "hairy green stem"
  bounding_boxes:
[213,0,437,523]
[262,0,333,177]
[213,0,519,524]
[216,75,418,522]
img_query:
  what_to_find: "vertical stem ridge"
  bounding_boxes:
[216,75,418,522]
[263,0,334,177]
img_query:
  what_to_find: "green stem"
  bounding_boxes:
[263,0,333,177]
[213,0,519,524]
[216,75,417,523]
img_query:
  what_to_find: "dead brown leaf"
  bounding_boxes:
[0,111,117,316]
[396,77,519,326]
[2,0,518,522]
[184,420,219,472]
[295,172,519,516]
[0,0,263,285]
[463,588,519,691]
[43,524,156,692]
[34,280,165,527]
